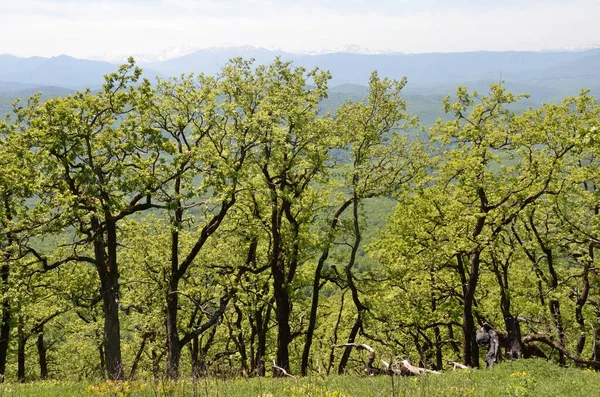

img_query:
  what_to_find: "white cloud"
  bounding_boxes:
[0,0,598,58]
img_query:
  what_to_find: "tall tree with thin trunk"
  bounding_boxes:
[302,72,422,375]
[0,111,39,380]
[15,60,171,379]
[244,58,332,373]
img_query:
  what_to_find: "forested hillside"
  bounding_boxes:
[1,57,600,384]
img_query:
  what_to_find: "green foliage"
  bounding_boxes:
[1,57,600,384]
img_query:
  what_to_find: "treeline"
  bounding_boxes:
[0,57,599,382]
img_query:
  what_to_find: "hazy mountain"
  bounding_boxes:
[0,83,76,119]
[138,47,600,102]
[90,45,201,64]
[1,47,599,120]
[139,47,597,84]
[0,55,160,89]
[140,46,290,77]
[0,55,48,79]
[2,47,598,93]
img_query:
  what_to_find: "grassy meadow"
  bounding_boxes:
[0,359,598,396]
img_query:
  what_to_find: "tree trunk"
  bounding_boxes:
[93,216,123,380]
[249,313,258,374]
[433,325,443,370]
[37,330,48,380]
[549,300,566,365]
[590,264,600,361]
[530,216,566,366]
[270,197,291,373]
[302,200,352,376]
[273,271,292,373]
[17,315,25,383]
[191,335,200,378]
[462,291,479,367]
[476,323,499,368]
[252,304,270,377]
[233,305,248,374]
[430,270,443,370]
[163,179,236,379]
[338,193,367,375]
[129,332,150,379]
[151,349,159,380]
[458,252,480,368]
[328,291,345,375]
[593,319,600,361]
[0,264,10,381]
[274,202,300,375]
[302,250,327,376]
[165,175,183,380]
[165,280,180,379]
[98,342,106,379]
[257,307,269,377]
[491,252,523,359]
[575,257,590,356]
[459,188,488,369]
[102,290,122,380]
[505,316,523,359]
[338,318,361,374]
[411,331,426,367]
[0,197,13,381]
[447,324,461,355]
[199,326,217,376]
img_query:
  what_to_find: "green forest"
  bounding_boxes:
[1,56,600,389]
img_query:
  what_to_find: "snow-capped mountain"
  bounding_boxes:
[154,45,199,61]
[91,44,399,63]
[202,45,262,53]
[91,45,200,64]
[303,44,396,56]
[544,43,600,52]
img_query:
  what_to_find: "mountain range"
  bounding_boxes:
[1,46,599,120]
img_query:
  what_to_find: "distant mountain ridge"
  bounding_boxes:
[139,47,600,82]
[89,45,201,64]
[1,47,599,103]
[140,47,600,102]
[90,45,399,64]
[0,54,140,89]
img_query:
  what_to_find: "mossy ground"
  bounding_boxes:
[1,359,598,396]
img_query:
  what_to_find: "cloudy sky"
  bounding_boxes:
[1,0,599,58]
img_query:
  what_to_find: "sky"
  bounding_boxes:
[1,0,599,59]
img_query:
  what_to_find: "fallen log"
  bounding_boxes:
[447,360,469,370]
[522,334,600,370]
[272,360,297,381]
[333,344,438,376]
[398,360,441,376]
[381,359,440,376]
[332,343,381,375]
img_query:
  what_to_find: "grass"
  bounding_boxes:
[1,359,599,396]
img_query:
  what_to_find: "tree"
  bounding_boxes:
[16,60,171,379]
[308,72,422,375]
[242,58,332,373]
[373,85,578,368]
[429,85,575,366]
[0,101,40,380]
[511,92,600,363]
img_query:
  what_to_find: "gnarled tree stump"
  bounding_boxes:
[476,323,499,368]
